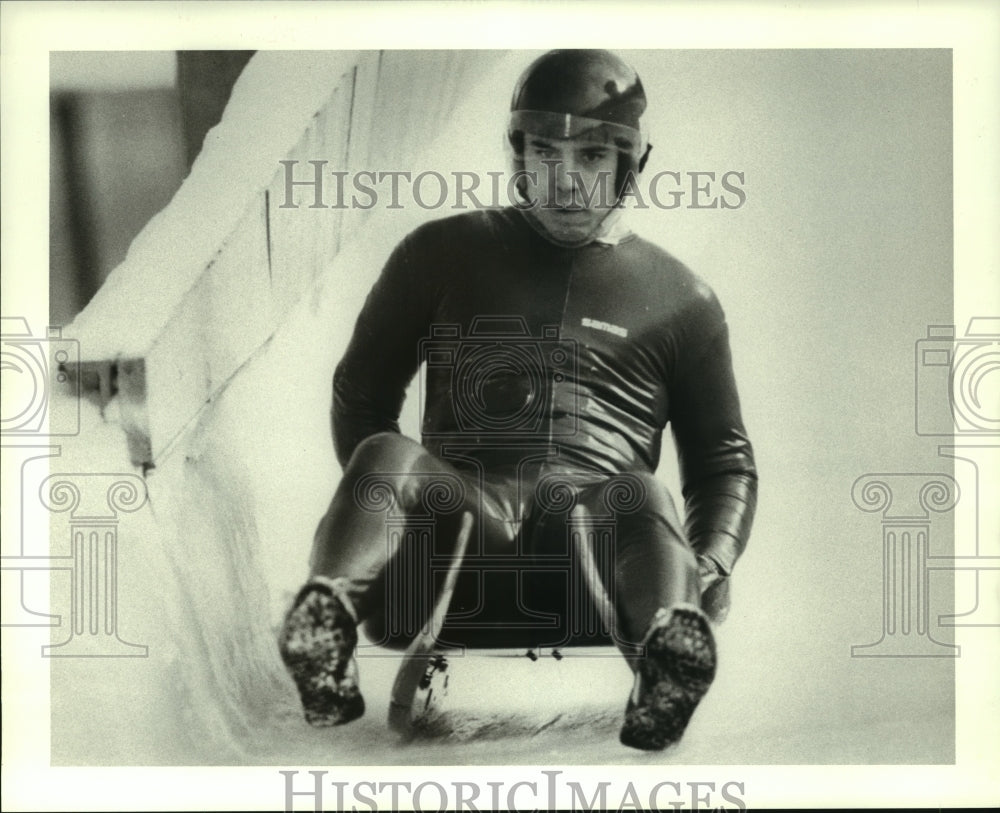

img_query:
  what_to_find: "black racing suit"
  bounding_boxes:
[312,207,757,650]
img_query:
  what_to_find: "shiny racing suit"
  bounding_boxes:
[311,206,758,650]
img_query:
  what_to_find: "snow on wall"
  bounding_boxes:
[63,51,357,360]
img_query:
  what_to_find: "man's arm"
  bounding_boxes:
[667,291,758,580]
[332,234,431,468]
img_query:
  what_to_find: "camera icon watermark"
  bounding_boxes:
[419,317,578,439]
[0,316,80,437]
[915,317,1000,436]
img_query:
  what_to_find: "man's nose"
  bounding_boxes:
[552,158,578,196]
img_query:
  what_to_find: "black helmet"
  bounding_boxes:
[507,49,651,198]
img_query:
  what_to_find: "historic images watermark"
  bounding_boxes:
[279,769,748,812]
[851,317,1000,658]
[278,161,748,211]
[1,317,148,657]
[850,472,960,657]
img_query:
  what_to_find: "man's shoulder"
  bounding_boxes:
[402,208,513,250]
[621,234,719,310]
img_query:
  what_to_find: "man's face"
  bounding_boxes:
[520,133,620,244]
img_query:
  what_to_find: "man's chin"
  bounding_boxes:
[547,224,591,242]
[532,212,598,244]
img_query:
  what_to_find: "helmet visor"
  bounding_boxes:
[509,110,643,157]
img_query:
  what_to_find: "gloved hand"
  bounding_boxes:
[697,555,731,624]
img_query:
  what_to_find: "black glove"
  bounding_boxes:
[697,555,731,624]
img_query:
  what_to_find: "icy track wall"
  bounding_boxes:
[59,50,522,764]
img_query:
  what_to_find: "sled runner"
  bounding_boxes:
[388,510,474,735]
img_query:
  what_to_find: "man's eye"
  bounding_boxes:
[582,151,609,163]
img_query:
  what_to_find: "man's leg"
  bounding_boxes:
[308,433,476,621]
[280,432,497,726]
[571,472,717,751]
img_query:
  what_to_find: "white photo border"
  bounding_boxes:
[2,1,998,810]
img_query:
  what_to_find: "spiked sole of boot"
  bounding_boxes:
[620,607,716,751]
[278,584,365,726]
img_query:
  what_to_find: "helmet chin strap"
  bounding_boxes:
[518,204,632,249]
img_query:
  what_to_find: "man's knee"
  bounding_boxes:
[342,433,470,516]
[574,471,679,523]
[343,432,425,477]
[578,471,690,557]
[629,472,685,535]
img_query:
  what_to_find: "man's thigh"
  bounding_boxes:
[348,436,528,646]
[517,471,693,645]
